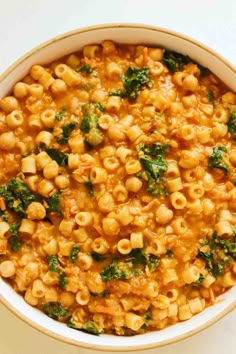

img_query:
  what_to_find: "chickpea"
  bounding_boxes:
[0,260,16,278]
[43,160,59,179]
[102,217,120,236]
[125,176,143,192]
[26,202,46,220]
[98,193,115,213]
[51,79,67,95]
[0,131,16,150]
[182,74,199,92]
[0,96,18,112]
[55,175,70,189]
[13,82,29,98]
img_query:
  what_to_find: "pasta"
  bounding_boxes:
[0,41,235,337]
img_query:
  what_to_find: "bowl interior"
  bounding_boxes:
[0,24,235,351]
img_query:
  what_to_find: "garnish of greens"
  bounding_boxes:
[69,245,80,263]
[45,192,62,215]
[68,320,104,335]
[227,110,236,139]
[100,249,160,282]
[77,64,94,74]
[162,51,191,73]
[208,146,229,176]
[162,50,211,77]
[84,179,94,197]
[44,148,68,167]
[8,222,23,252]
[44,302,69,320]
[55,108,67,121]
[47,255,69,289]
[56,122,78,145]
[0,178,38,218]
[206,90,214,106]
[137,143,170,196]
[80,103,104,148]
[0,177,63,252]
[109,66,153,100]
[198,230,236,277]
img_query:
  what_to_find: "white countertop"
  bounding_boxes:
[0,1,235,353]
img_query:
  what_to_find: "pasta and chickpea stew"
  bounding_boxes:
[0,41,235,336]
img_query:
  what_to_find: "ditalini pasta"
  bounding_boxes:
[0,41,235,336]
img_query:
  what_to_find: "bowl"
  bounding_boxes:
[0,23,235,351]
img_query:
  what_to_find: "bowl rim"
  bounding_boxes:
[0,22,235,351]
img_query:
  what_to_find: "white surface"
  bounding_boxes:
[0,1,235,353]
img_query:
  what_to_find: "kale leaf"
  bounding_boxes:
[69,245,80,263]
[0,178,38,217]
[46,192,62,214]
[227,110,236,140]
[56,122,77,145]
[100,260,129,282]
[77,64,93,74]
[163,51,191,73]
[55,108,67,122]
[208,146,229,176]
[44,302,69,320]
[8,222,23,252]
[47,255,59,272]
[206,90,214,105]
[137,143,169,196]
[84,179,94,197]
[45,148,68,167]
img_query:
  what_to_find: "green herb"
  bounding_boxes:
[198,65,211,77]
[166,249,173,257]
[77,64,93,74]
[8,222,23,252]
[206,90,214,105]
[84,179,94,197]
[128,248,160,271]
[44,302,69,320]
[58,271,69,289]
[194,273,205,287]
[56,122,77,145]
[82,321,104,335]
[227,110,236,140]
[137,143,169,196]
[162,51,191,73]
[47,255,59,272]
[82,322,104,335]
[90,289,109,299]
[46,192,62,214]
[0,178,38,218]
[163,50,211,77]
[91,253,107,262]
[69,246,80,263]
[45,148,68,167]
[0,210,9,222]
[100,260,128,282]
[139,143,170,157]
[55,108,67,121]
[94,102,104,112]
[80,104,104,147]
[144,308,151,322]
[122,66,153,100]
[139,156,168,195]
[109,88,126,98]
[198,231,236,277]
[208,146,229,176]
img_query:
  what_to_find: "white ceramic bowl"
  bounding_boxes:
[0,23,235,352]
